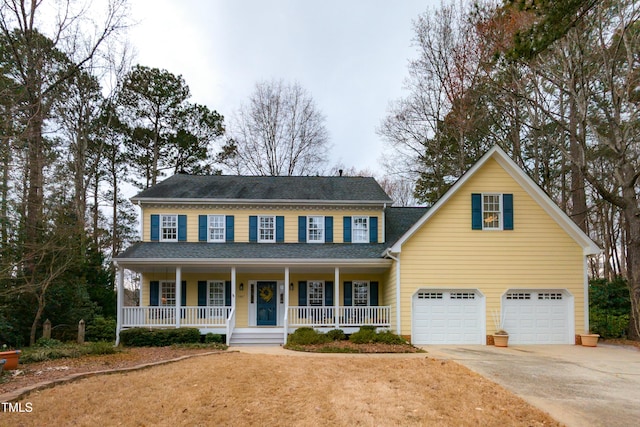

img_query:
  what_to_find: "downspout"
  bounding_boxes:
[384,249,401,336]
[382,203,387,242]
[583,255,589,334]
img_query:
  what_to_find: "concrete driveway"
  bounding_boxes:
[425,343,640,427]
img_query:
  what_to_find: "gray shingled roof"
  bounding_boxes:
[115,208,429,262]
[132,174,393,203]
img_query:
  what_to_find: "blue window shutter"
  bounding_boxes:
[276,216,285,242]
[198,215,207,241]
[298,216,307,242]
[197,281,207,306]
[181,281,187,306]
[503,194,514,230]
[249,216,258,242]
[370,282,379,306]
[178,215,187,241]
[150,281,159,306]
[226,216,235,242]
[325,217,333,243]
[225,281,232,306]
[471,194,482,230]
[298,281,307,306]
[343,282,352,306]
[343,216,352,243]
[150,215,160,241]
[369,217,378,243]
[325,281,333,306]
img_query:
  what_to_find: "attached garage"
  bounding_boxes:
[502,290,573,344]
[412,289,485,344]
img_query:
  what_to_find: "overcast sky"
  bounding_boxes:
[128,0,439,175]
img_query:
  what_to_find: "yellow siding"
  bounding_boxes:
[399,158,585,338]
[383,261,398,332]
[141,206,383,244]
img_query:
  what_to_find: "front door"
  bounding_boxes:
[257,281,277,326]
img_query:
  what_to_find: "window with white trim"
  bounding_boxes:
[307,216,324,243]
[160,281,176,306]
[483,194,502,230]
[308,281,324,306]
[161,215,178,241]
[208,280,225,306]
[352,216,369,243]
[208,215,225,242]
[258,216,275,242]
[353,280,369,306]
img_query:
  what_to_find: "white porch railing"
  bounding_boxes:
[288,306,390,328]
[122,306,232,328]
[226,308,236,345]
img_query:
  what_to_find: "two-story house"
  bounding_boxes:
[114,146,600,345]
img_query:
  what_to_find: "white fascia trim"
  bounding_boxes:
[390,145,601,256]
[132,198,391,207]
[115,258,392,267]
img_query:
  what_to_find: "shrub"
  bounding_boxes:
[373,331,407,345]
[204,333,223,344]
[349,326,377,344]
[119,328,201,347]
[326,329,346,341]
[34,337,63,348]
[86,341,119,355]
[287,327,330,345]
[589,278,631,338]
[86,316,116,342]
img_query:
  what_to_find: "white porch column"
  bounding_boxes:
[284,267,290,342]
[231,266,237,307]
[115,263,124,346]
[334,267,340,328]
[175,266,182,328]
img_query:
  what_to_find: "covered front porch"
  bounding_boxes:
[114,259,393,345]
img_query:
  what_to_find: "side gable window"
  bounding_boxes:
[472,193,513,231]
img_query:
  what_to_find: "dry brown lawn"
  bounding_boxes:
[2,351,560,426]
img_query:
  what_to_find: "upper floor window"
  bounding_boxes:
[307,216,324,243]
[352,216,369,243]
[208,215,225,242]
[483,194,502,229]
[259,216,275,242]
[161,215,178,241]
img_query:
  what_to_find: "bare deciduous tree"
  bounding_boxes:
[222,79,330,176]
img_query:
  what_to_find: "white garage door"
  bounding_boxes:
[412,289,484,344]
[502,290,572,344]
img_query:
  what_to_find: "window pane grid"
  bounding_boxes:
[352,217,368,243]
[208,215,225,241]
[308,281,324,306]
[161,215,177,241]
[308,216,324,242]
[353,281,368,306]
[208,281,225,306]
[259,216,275,242]
[161,281,176,306]
[483,195,501,229]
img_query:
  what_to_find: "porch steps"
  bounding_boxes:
[229,328,285,346]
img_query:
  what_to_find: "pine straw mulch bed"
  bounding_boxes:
[286,340,424,353]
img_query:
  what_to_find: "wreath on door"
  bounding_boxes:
[259,286,274,302]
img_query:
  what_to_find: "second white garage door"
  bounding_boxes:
[502,290,572,344]
[412,289,484,344]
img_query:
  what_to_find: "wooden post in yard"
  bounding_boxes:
[43,319,51,340]
[77,319,85,344]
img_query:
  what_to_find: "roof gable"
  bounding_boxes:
[132,175,393,204]
[389,145,600,256]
